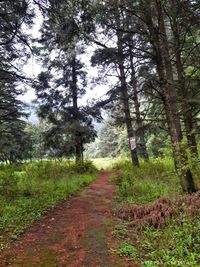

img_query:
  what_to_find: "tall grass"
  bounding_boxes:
[0,160,98,251]
[112,158,179,204]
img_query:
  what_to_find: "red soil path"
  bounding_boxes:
[0,172,136,267]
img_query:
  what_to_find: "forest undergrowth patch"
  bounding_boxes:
[0,160,98,251]
[110,158,200,266]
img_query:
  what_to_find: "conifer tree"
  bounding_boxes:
[0,1,34,162]
[35,0,100,162]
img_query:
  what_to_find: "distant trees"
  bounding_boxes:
[97,118,127,158]
[24,122,48,160]
[85,116,129,159]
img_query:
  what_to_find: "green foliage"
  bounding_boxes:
[111,242,138,259]
[0,1,34,163]
[24,123,48,159]
[85,117,130,160]
[0,160,98,251]
[111,242,138,258]
[113,158,179,204]
[175,138,200,179]
[118,243,137,257]
[97,119,128,158]
[111,223,129,239]
[23,160,97,180]
[146,133,172,158]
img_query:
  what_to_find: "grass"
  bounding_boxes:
[140,215,200,266]
[0,160,98,251]
[92,157,118,170]
[112,158,180,204]
[111,157,200,266]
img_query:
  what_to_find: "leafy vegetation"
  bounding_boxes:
[111,159,200,266]
[111,242,138,258]
[0,160,97,251]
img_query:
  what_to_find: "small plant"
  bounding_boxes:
[143,260,157,267]
[112,224,128,238]
[111,242,138,258]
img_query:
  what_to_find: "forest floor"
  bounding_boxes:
[0,171,136,267]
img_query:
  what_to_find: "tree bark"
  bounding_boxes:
[118,59,139,167]
[157,0,196,193]
[143,0,196,193]
[128,41,149,160]
[171,11,198,157]
[71,55,83,163]
[115,9,139,167]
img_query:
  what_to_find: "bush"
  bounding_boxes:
[0,171,19,200]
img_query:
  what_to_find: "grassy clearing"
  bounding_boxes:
[92,157,117,170]
[0,160,98,251]
[111,158,200,266]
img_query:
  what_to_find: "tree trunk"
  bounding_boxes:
[75,143,83,164]
[119,61,139,167]
[171,13,198,157]
[157,0,196,193]
[182,104,198,157]
[115,12,139,167]
[71,55,84,164]
[128,41,149,160]
[144,0,196,193]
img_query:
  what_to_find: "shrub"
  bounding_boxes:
[111,242,138,258]
[0,171,19,200]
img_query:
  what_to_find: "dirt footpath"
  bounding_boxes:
[0,172,136,267]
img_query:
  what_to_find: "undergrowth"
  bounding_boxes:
[111,158,200,266]
[0,160,97,251]
[112,158,180,204]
